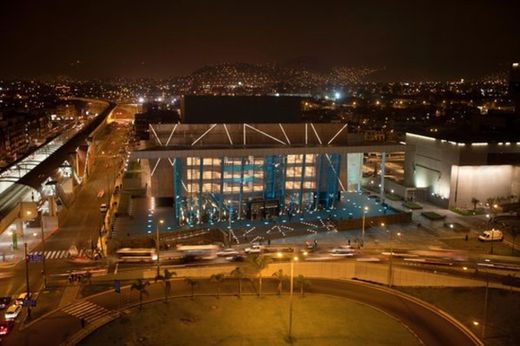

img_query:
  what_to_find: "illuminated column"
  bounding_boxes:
[238,157,245,220]
[15,218,24,238]
[173,158,183,226]
[198,159,203,224]
[219,157,225,220]
[298,154,306,212]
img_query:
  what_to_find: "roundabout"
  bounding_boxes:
[81,294,422,345]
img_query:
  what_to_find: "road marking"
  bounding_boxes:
[46,251,56,259]
[62,300,112,322]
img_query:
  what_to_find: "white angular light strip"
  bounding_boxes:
[191,124,217,146]
[149,125,163,146]
[223,124,233,145]
[244,124,286,145]
[278,123,291,144]
[165,124,178,146]
[310,123,322,145]
[327,123,348,144]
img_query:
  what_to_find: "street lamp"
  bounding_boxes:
[40,211,47,289]
[387,227,401,288]
[288,255,299,341]
[361,206,368,247]
[156,219,164,276]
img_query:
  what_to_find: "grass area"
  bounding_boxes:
[79,283,115,298]
[29,286,64,320]
[397,287,520,346]
[441,238,520,257]
[82,295,421,346]
[450,207,486,216]
[385,193,403,201]
[402,201,423,210]
[421,211,446,220]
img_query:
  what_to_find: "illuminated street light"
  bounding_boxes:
[361,206,368,246]
[288,255,299,341]
[156,219,164,276]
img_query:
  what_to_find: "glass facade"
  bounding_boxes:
[174,153,343,226]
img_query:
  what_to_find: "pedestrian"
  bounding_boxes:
[347,239,351,246]
[465,234,468,241]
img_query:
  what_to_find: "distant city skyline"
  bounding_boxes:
[0,0,519,80]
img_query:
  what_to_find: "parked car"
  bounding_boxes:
[0,297,11,310]
[244,244,265,254]
[4,304,22,320]
[478,229,504,242]
[99,203,108,213]
[0,321,14,336]
[15,292,31,306]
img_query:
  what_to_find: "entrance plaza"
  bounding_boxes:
[113,191,401,243]
[116,122,409,241]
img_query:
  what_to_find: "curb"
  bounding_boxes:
[345,279,484,346]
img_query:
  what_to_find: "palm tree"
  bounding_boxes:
[155,269,177,302]
[471,197,479,211]
[295,275,311,297]
[272,269,285,296]
[185,277,198,300]
[210,273,226,299]
[248,255,272,297]
[230,267,245,298]
[131,279,150,310]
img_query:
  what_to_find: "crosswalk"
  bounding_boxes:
[28,249,88,260]
[62,300,114,323]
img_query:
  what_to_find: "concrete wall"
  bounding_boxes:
[450,165,518,208]
[145,261,485,287]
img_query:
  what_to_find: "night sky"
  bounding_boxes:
[1,0,519,80]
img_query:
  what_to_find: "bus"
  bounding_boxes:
[176,245,219,261]
[116,248,157,263]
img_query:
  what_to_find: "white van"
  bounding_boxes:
[478,229,503,242]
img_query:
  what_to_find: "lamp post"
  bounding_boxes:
[288,255,299,341]
[387,225,401,288]
[156,219,164,276]
[40,212,47,289]
[361,206,368,247]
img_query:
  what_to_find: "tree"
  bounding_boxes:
[471,197,480,211]
[272,269,286,296]
[210,273,226,299]
[247,255,272,297]
[185,277,198,300]
[131,279,150,310]
[155,269,177,302]
[295,275,311,297]
[230,267,245,298]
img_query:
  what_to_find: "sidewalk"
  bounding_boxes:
[0,216,59,267]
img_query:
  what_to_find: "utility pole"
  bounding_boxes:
[24,243,31,318]
[40,213,47,289]
[156,219,164,277]
[482,270,489,339]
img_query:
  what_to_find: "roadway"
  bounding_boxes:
[3,278,481,345]
[0,119,129,305]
